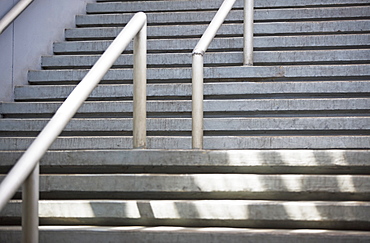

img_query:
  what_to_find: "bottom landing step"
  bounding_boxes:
[2,200,370,230]
[1,226,370,243]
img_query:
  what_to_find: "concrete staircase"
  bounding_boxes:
[1,0,370,241]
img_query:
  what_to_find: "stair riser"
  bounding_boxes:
[88,0,370,13]
[77,7,370,27]
[1,150,369,174]
[16,80,370,101]
[1,118,369,133]
[1,136,369,150]
[54,35,370,54]
[26,65,370,85]
[65,21,370,40]
[41,50,370,69]
[2,226,370,243]
[2,174,369,200]
[2,99,369,117]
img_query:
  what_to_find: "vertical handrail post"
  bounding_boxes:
[191,0,236,149]
[0,12,147,242]
[244,0,254,65]
[133,20,147,149]
[22,163,39,243]
[192,53,204,149]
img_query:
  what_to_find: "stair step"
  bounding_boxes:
[1,149,369,174]
[15,80,370,101]
[1,226,370,243]
[2,98,369,118]
[1,174,369,200]
[27,65,370,85]
[77,7,370,27]
[53,34,370,54]
[4,226,370,243]
[2,200,370,230]
[65,20,370,40]
[1,136,369,150]
[88,0,370,14]
[0,117,369,134]
[1,0,370,240]
[42,49,370,69]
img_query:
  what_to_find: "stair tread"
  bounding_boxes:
[53,34,370,54]
[1,117,369,132]
[2,199,370,229]
[1,98,370,116]
[26,65,370,85]
[16,79,370,101]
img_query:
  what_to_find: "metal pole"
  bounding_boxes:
[22,163,39,243]
[0,11,147,243]
[0,0,34,35]
[191,0,236,149]
[133,21,147,149]
[244,0,254,65]
[193,0,236,55]
[0,12,147,214]
[192,54,204,149]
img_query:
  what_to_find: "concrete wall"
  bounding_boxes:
[0,0,96,101]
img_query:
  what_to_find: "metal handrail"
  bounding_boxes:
[0,0,34,35]
[192,0,254,149]
[0,12,147,243]
[244,0,254,65]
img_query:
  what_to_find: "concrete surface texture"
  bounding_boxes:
[1,226,370,243]
[0,0,370,242]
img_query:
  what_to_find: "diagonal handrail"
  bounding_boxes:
[192,0,254,149]
[0,12,147,243]
[0,0,34,35]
